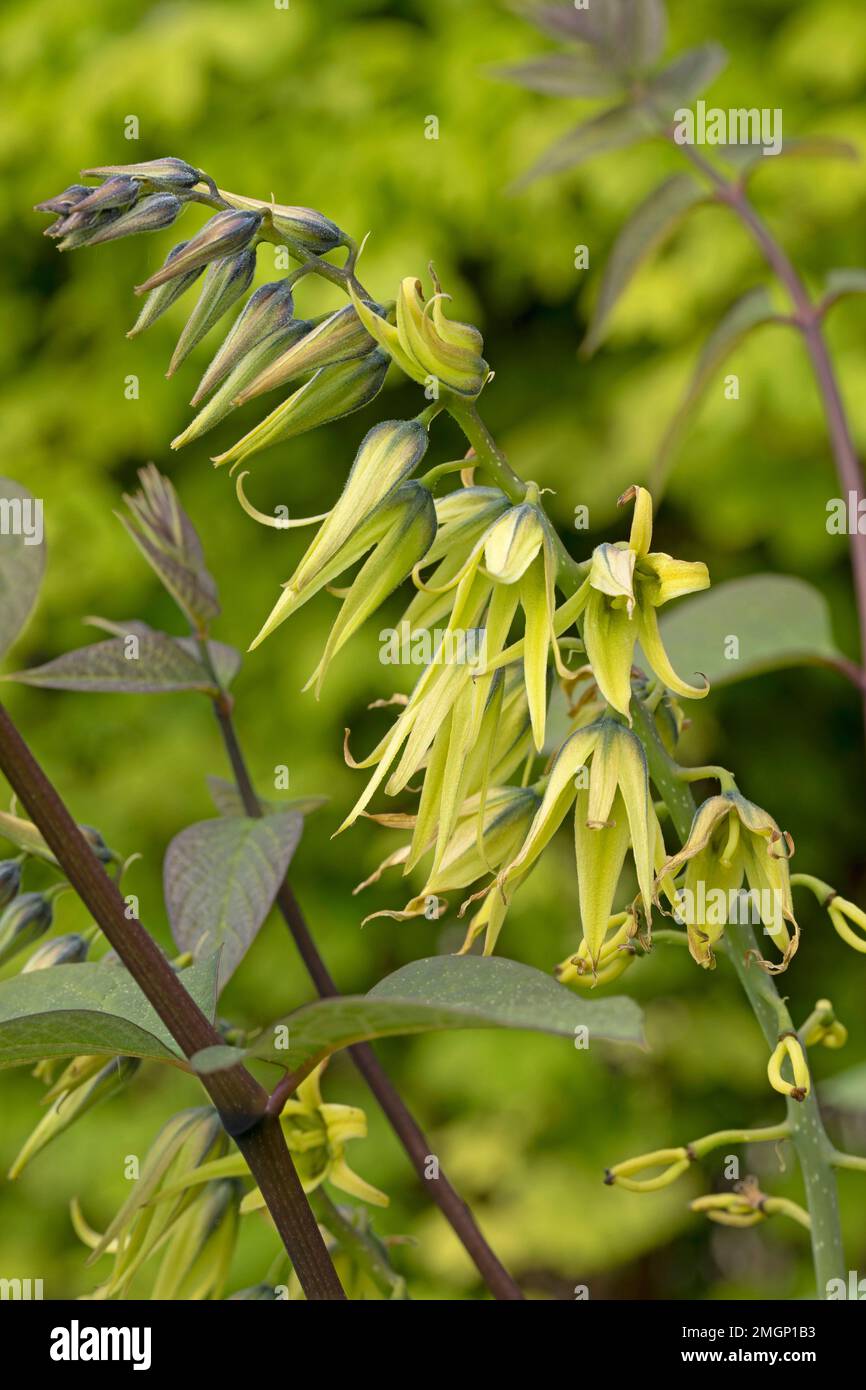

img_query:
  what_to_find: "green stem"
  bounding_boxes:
[832,1151,866,1174]
[632,698,846,1296]
[311,1188,409,1299]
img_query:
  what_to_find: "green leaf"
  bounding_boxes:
[164,813,303,988]
[646,43,728,116]
[0,956,219,1069]
[582,174,705,355]
[119,466,221,631]
[0,479,46,661]
[86,619,241,689]
[722,135,859,180]
[822,268,866,312]
[517,103,653,185]
[205,774,327,820]
[655,286,780,485]
[195,955,645,1075]
[657,575,843,687]
[618,0,667,71]
[5,633,221,694]
[492,53,623,99]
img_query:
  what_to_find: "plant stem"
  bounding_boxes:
[674,139,866,747]
[0,699,345,1301]
[209,690,524,1301]
[631,697,846,1296]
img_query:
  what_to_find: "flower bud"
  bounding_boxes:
[78,824,115,864]
[767,1033,810,1102]
[212,349,389,469]
[167,248,257,377]
[605,1146,692,1193]
[59,192,183,251]
[350,270,488,398]
[227,1283,280,1300]
[0,859,22,908]
[22,933,89,971]
[0,891,54,967]
[35,184,92,217]
[267,204,348,255]
[8,1056,140,1178]
[81,157,201,190]
[135,209,262,294]
[63,176,139,223]
[190,279,297,404]
[234,302,383,406]
[172,319,310,449]
[127,241,205,338]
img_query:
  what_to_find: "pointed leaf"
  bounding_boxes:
[205,775,327,820]
[0,957,219,1069]
[822,268,866,313]
[492,53,623,99]
[646,43,728,116]
[656,286,780,483]
[194,954,644,1075]
[722,135,858,180]
[5,633,221,694]
[164,813,303,988]
[518,103,652,185]
[583,175,705,355]
[0,480,46,661]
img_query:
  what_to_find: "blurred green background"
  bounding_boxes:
[1,0,865,1300]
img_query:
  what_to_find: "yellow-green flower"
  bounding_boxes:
[492,718,656,967]
[350,268,488,398]
[660,791,798,970]
[562,485,710,720]
[242,1064,388,1211]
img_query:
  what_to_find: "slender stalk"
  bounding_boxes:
[631,697,846,1296]
[209,691,524,1301]
[673,139,866,746]
[0,699,345,1301]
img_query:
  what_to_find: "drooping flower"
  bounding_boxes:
[659,790,798,970]
[554,485,710,721]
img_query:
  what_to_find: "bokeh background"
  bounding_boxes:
[1,0,865,1299]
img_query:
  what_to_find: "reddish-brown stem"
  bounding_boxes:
[674,139,866,747]
[211,693,525,1301]
[0,699,345,1301]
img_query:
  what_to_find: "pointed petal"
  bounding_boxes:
[639,604,710,701]
[583,587,638,719]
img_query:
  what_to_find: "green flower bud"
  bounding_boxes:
[9,1056,140,1178]
[135,209,262,294]
[222,193,348,256]
[212,349,389,469]
[234,302,384,407]
[190,279,297,405]
[59,192,183,251]
[127,241,205,338]
[81,157,201,190]
[227,1283,279,1300]
[0,859,22,908]
[22,933,89,971]
[0,891,54,967]
[172,319,310,449]
[167,248,257,378]
[268,204,348,255]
